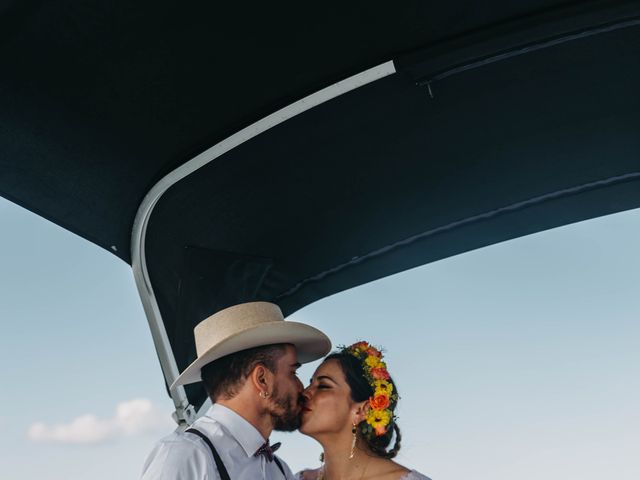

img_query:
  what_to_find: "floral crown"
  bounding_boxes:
[341,341,398,437]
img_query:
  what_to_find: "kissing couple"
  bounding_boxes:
[142,302,430,480]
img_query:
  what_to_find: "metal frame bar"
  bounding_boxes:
[130,60,397,424]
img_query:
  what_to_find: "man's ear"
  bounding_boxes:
[353,400,370,424]
[250,363,274,397]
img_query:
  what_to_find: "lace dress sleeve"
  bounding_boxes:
[400,470,432,480]
[294,469,321,480]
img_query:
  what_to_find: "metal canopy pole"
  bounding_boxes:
[131,214,196,426]
[130,61,397,424]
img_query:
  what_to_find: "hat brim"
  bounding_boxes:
[170,321,331,389]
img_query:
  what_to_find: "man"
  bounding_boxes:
[142,301,331,479]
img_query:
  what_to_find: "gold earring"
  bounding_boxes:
[349,423,357,459]
[259,391,269,398]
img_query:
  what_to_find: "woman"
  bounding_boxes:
[297,341,431,480]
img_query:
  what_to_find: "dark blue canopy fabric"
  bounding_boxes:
[2,0,640,408]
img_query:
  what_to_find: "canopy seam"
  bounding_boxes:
[277,171,640,300]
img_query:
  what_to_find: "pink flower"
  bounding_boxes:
[370,366,390,380]
[366,347,382,358]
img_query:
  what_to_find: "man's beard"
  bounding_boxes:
[270,386,302,432]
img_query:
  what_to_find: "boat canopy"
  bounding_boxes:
[2,0,639,422]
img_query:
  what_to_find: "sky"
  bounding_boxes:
[0,196,638,480]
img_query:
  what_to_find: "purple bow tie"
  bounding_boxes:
[254,440,281,462]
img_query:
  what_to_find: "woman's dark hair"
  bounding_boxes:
[325,352,402,459]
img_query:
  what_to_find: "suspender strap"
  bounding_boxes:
[185,427,286,479]
[185,428,231,480]
[273,456,286,477]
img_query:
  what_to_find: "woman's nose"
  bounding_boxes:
[302,385,312,400]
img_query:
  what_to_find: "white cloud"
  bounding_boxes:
[27,398,174,445]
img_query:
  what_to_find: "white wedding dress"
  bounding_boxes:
[295,469,431,479]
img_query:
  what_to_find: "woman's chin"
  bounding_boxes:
[298,418,315,437]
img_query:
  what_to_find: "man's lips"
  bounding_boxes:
[301,406,312,413]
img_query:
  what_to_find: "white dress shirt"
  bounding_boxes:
[141,403,295,480]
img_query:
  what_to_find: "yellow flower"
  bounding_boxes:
[366,408,391,435]
[365,355,380,368]
[374,379,393,396]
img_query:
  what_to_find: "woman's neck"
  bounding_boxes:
[319,437,372,480]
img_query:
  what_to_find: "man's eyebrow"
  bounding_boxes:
[291,362,302,369]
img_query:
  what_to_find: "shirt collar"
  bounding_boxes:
[205,403,267,458]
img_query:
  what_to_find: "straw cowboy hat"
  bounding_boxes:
[171,301,331,388]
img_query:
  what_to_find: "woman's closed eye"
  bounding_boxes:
[307,378,331,390]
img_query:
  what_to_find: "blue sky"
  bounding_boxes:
[0,196,638,479]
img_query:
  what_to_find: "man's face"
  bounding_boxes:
[268,344,304,431]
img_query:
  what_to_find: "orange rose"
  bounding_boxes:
[370,366,390,380]
[369,393,390,410]
[374,424,387,436]
[353,341,369,350]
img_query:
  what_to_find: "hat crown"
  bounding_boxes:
[171,300,331,389]
[194,301,284,356]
